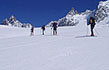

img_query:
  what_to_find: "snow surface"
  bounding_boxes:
[0,19,109,70]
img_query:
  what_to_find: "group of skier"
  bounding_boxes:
[30,21,58,36]
[31,17,96,36]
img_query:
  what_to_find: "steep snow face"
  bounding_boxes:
[98,15,109,25]
[81,10,92,19]
[58,8,79,26]
[47,8,79,26]
[9,16,23,27]
[1,19,11,26]
[95,0,109,22]
[99,0,109,9]
[67,8,78,16]
[81,10,92,16]
[1,16,32,28]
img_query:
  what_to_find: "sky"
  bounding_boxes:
[0,0,106,27]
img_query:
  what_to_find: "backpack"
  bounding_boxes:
[53,23,57,28]
[42,25,45,30]
[90,19,93,24]
[89,17,96,25]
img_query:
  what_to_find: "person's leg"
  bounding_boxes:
[53,29,55,35]
[30,32,32,36]
[54,30,56,35]
[91,29,94,36]
[91,25,94,36]
[56,29,57,35]
[53,28,55,35]
[31,32,34,36]
[43,30,44,35]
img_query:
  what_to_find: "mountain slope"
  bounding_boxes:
[47,8,79,26]
[95,0,109,23]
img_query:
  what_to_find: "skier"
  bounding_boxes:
[41,25,45,35]
[52,22,58,35]
[31,26,34,36]
[87,17,96,36]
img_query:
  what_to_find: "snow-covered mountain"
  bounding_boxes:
[47,8,80,26]
[1,18,11,26]
[94,0,109,23]
[9,16,23,27]
[82,0,109,24]
[48,0,109,26]
[1,15,32,28]
[47,8,92,27]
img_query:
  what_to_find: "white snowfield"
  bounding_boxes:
[0,20,109,70]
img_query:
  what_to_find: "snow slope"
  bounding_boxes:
[0,19,109,70]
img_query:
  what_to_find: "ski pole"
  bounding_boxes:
[86,26,89,35]
[51,27,52,35]
[40,28,42,35]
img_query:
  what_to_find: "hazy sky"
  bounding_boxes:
[0,0,106,27]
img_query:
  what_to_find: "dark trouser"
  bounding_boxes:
[31,32,34,36]
[53,27,57,35]
[42,30,45,35]
[91,24,95,35]
[53,30,57,35]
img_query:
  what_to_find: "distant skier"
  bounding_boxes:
[41,25,45,35]
[31,26,34,36]
[52,22,58,35]
[87,17,96,36]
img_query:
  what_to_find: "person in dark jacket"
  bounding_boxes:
[87,17,96,36]
[41,25,45,35]
[31,26,34,36]
[52,22,58,35]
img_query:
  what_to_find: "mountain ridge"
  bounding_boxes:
[47,0,109,26]
[1,15,32,28]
